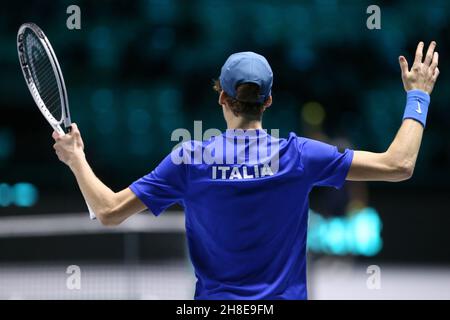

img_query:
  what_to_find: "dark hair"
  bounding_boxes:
[213,79,268,120]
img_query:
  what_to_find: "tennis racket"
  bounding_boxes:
[17,22,96,220]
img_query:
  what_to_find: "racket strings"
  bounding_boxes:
[23,30,63,122]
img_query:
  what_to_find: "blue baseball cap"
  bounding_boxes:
[219,52,273,103]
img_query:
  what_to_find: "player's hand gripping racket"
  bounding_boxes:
[17,23,96,220]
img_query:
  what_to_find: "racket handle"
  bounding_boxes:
[86,201,97,220]
[58,123,93,220]
[53,124,66,136]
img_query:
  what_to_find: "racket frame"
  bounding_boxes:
[17,22,72,136]
[16,23,96,220]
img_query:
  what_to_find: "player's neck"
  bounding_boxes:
[226,117,263,130]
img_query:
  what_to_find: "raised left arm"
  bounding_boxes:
[348,119,423,182]
[347,41,439,182]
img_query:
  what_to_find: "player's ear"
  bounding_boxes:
[219,91,226,107]
[218,91,224,106]
[263,95,272,110]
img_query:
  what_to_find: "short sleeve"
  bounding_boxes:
[129,149,187,216]
[299,138,354,189]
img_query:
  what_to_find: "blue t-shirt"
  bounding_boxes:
[129,130,354,300]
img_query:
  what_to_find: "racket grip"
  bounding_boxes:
[54,124,66,136]
[86,201,97,220]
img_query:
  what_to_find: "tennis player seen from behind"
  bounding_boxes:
[53,41,439,299]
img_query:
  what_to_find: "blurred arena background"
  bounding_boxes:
[0,0,449,299]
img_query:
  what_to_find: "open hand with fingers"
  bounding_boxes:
[399,41,440,94]
[52,123,85,168]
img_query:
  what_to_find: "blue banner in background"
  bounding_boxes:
[307,207,383,257]
[0,183,39,207]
